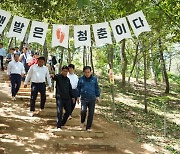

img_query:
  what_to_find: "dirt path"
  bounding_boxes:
[0,71,168,154]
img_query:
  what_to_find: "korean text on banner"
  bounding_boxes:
[0,9,11,34]
[28,21,48,45]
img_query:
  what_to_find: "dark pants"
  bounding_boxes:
[0,56,4,70]
[30,82,46,111]
[22,63,29,81]
[10,74,21,97]
[81,99,96,130]
[70,89,78,115]
[56,98,71,128]
[24,63,29,73]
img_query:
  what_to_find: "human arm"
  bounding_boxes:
[24,66,33,87]
[95,77,100,102]
[69,80,75,102]
[19,54,23,62]
[46,68,52,88]
[51,73,58,81]
[21,64,25,77]
[76,79,81,103]
[7,62,11,76]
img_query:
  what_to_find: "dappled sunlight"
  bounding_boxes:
[0,134,25,147]
[115,92,180,126]
[115,93,144,109]
[1,71,179,153]
[34,132,50,140]
[123,150,135,154]
[141,143,161,153]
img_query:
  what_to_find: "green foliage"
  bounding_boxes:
[168,73,180,85]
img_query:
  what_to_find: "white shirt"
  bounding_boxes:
[14,50,21,55]
[24,64,52,87]
[7,60,25,75]
[67,73,78,89]
[19,52,32,63]
[11,54,14,61]
[0,48,6,56]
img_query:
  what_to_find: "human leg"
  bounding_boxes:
[86,99,95,130]
[30,83,38,111]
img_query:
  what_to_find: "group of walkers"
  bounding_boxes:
[0,43,40,100]
[0,42,101,131]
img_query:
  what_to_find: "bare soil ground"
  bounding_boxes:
[0,71,169,154]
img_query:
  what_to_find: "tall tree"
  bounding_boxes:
[120,39,127,86]
[158,37,170,93]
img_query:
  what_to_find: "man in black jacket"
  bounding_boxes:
[52,65,74,130]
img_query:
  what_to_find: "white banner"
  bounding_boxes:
[74,25,91,48]
[52,24,69,48]
[0,9,11,34]
[110,17,132,43]
[28,21,48,45]
[127,10,151,37]
[92,22,112,47]
[8,16,30,41]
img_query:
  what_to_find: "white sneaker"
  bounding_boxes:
[68,115,72,120]
[86,129,91,132]
[39,109,44,112]
[57,128,62,131]
[29,112,34,117]
[11,97,16,101]
[80,123,84,128]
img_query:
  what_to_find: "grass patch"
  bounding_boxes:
[98,75,180,153]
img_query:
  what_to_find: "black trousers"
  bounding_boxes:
[56,98,71,128]
[30,82,46,111]
[70,89,78,115]
[10,74,21,97]
[0,56,4,70]
[81,99,96,130]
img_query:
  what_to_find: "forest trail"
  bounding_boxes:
[0,71,169,154]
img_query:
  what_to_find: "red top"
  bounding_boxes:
[28,58,38,67]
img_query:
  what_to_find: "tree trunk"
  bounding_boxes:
[83,46,87,67]
[128,42,139,83]
[135,60,140,82]
[120,39,127,86]
[67,47,71,65]
[108,45,114,69]
[90,47,95,75]
[0,31,4,42]
[14,37,17,47]
[8,38,14,50]
[19,37,26,52]
[59,48,64,70]
[159,37,170,93]
[168,53,172,72]
[43,40,48,64]
[150,38,157,85]
[108,45,115,120]
[142,43,148,113]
